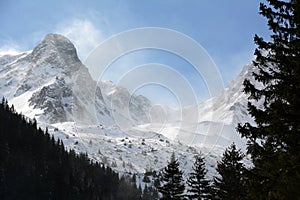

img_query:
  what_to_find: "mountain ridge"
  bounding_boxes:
[0,33,254,176]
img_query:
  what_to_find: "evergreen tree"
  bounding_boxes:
[187,154,211,200]
[237,0,300,198]
[0,98,142,199]
[159,152,185,200]
[213,143,246,200]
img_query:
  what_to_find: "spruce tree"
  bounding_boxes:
[187,154,211,200]
[213,143,246,200]
[237,0,300,198]
[159,152,185,200]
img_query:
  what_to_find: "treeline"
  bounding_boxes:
[158,144,246,200]
[1,0,299,199]
[159,0,300,199]
[0,98,270,200]
[0,98,142,200]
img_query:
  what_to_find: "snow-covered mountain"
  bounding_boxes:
[0,33,255,179]
[140,64,257,152]
[0,34,157,126]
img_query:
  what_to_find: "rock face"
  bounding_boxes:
[13,34,83,97]
[31,33,81,67]
[195,64,257,126]
[29,77,73,123]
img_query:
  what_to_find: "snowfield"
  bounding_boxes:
[0,33,256,180]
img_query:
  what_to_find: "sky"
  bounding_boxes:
[0,0,270,107]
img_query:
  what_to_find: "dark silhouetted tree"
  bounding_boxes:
[159,152,185,200]
[213,143,246,200]
[237,0,300,199]
[187,153,211,200]
[0,98,141,199]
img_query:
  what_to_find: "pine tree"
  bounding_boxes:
[187,154,211,200]
[237,0,300,198]
[159,152,185,200]
[213,143,246,200]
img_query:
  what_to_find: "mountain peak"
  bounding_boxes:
[43,34,74,48]
[31,33,80,64]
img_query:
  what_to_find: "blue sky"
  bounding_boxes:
[0,0,270,106]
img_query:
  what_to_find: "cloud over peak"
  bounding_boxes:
[55,19,104,61]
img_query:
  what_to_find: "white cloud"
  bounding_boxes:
[55,19,104,61]
[0,43,22,56]
[53,18,148,85]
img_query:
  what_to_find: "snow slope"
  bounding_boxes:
[0,33,256,179]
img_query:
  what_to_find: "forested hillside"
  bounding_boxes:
[0,98,142,200]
